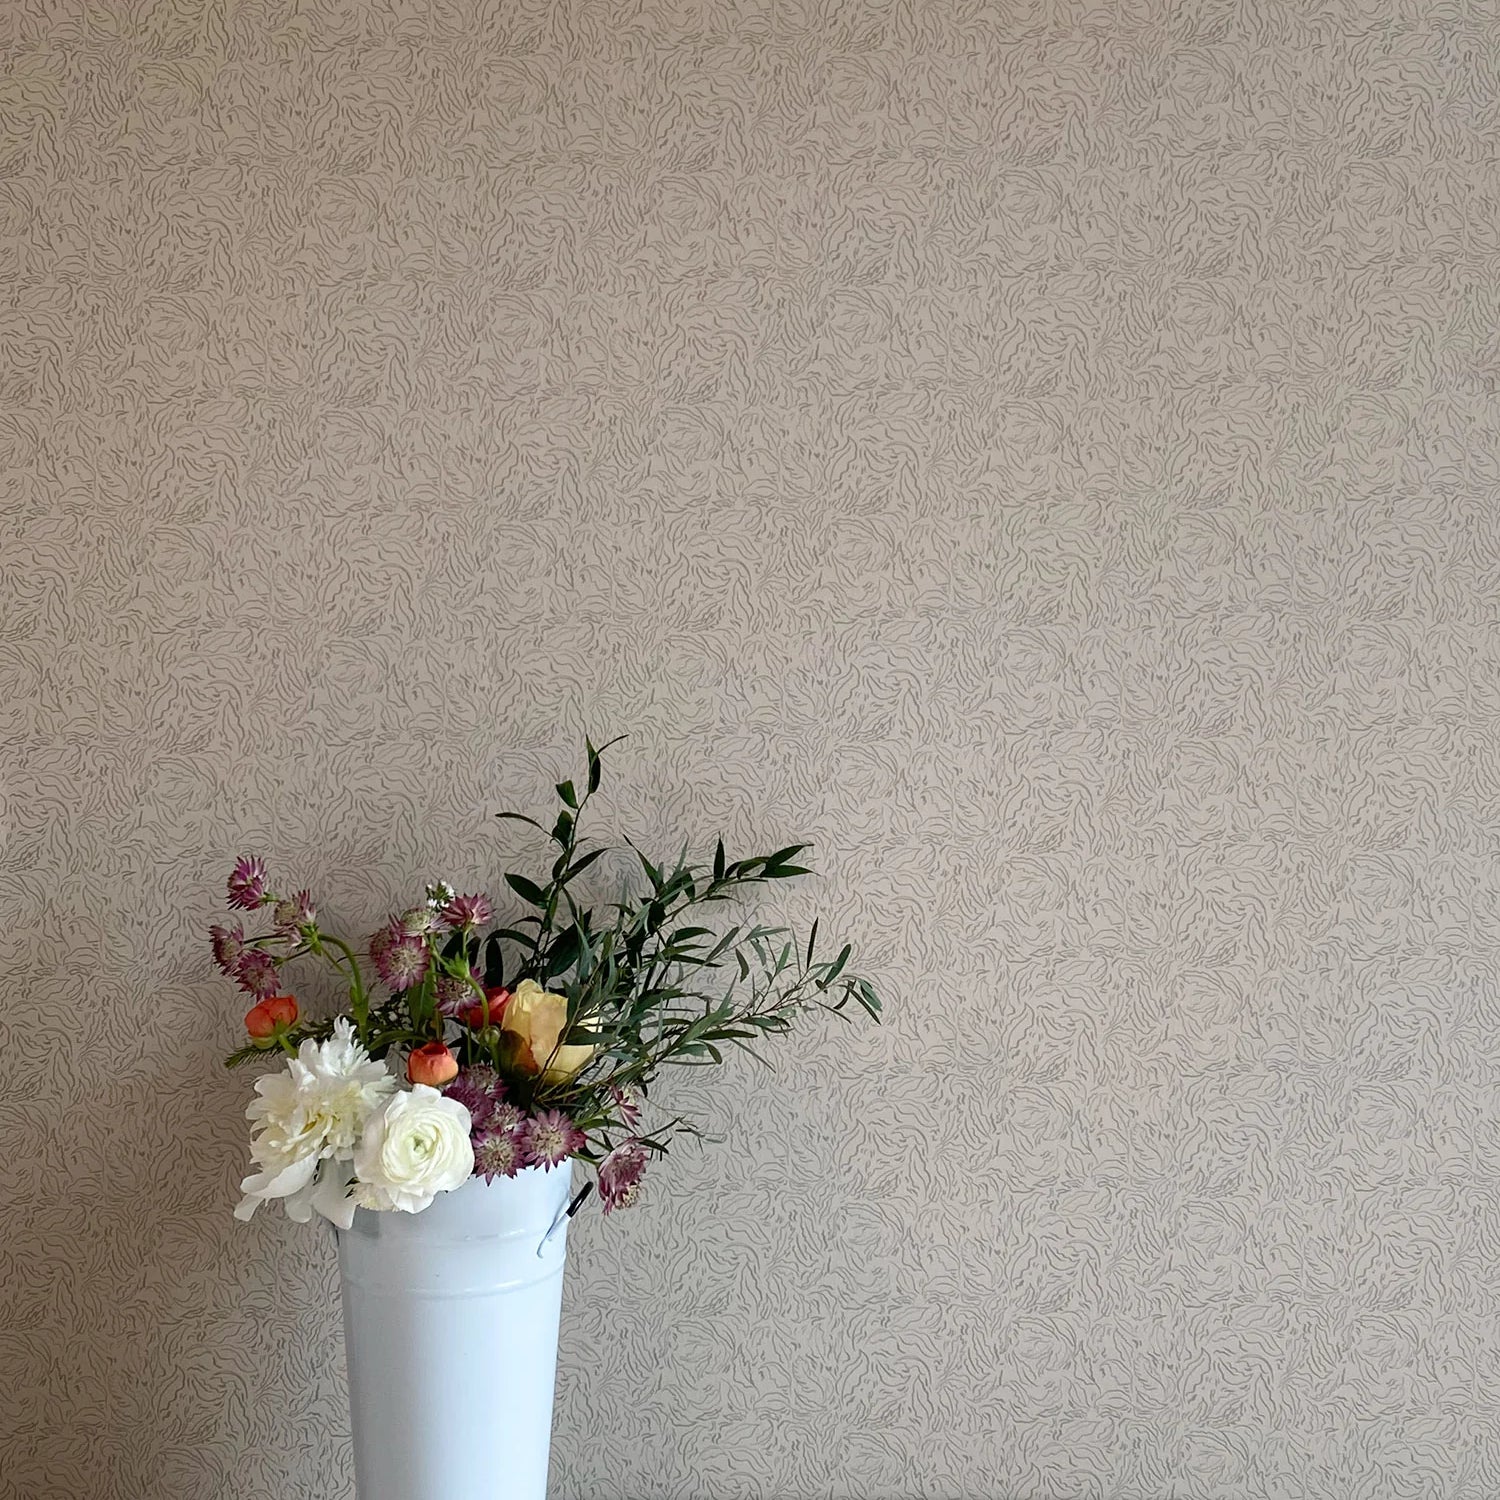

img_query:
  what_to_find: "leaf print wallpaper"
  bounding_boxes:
[4,0,1500,1497]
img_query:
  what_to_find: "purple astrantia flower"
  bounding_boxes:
[439,892,493,930]
[610,1085,642,1129]
[444,1065,505,1130]
[226,856,269,911]
[396,906,436,938]
[210,922,246,976]
[598,1139,649,1214]
[434,974,471,1017]
[518,1110,585,1170]
[235,948,280,998]
[368,923,394,973]
[272,890,316,934]
[606,1179,643,1212]
[369,922,429,991]
[472,1124,527,1182]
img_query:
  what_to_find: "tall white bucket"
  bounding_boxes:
[336,1166,574,1500]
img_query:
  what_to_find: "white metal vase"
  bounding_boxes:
[335,1165,575,1500]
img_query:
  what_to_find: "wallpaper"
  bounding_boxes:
[4,0,1500,1496]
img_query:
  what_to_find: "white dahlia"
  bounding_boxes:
[235,1019,397,1225]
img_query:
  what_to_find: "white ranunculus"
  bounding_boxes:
[352,1085,474,1214]
[235,1019,397,1224]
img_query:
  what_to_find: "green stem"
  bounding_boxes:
[323,934,371,1035]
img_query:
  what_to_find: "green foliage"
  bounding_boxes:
[222,739,882,1164]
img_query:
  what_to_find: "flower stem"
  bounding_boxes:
[323,934,371,1036]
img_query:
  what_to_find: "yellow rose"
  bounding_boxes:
[501,979,596,1083]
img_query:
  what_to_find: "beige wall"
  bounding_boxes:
[6,1,1500,1496]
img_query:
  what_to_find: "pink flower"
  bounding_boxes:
[227,856,269,910]
[607,1179,642,1212]
[235,949,280,998]
[518,1109,585,1170]
[439,892,493,930]
[210,922,246,975]
[598,1139,649,1213]
[369,921,429,991]
[272,890,316,934]
[434,974,470,1017]
[610,1085,642,1129]
[473,1124,526,1181]
[443,1065,505,1129]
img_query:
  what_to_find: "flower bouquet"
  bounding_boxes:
[213,741,880,1500]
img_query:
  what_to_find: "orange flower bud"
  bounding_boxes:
[245,994,298,1039]
[264,994,298,1028]
[244,1003,276,1039]
[407,1040,460,1087]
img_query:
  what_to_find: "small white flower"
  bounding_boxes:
[353,1085,474,1214]
[235,1019,397,1224]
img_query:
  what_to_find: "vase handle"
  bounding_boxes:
[538,1197,571,1256]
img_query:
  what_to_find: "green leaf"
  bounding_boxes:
[482,932,506,987]
[713,837,725,881]
[583,732,627,795]
[545,925,581,978]
[492,925,537,943]
[805,918,819,966]
[556,780,578,809]
[494,810,549,835]
[818,943,852,988]
[551,809,574,846]
[762,843,809,869]
[707,926,741,960]
[505,872,547,906]
[563,847,608,882]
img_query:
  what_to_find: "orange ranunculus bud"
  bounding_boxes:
[457,986,510,1030]
[264,994,298,1028]
[245,994,299,1039]
[407,1040,460,1087]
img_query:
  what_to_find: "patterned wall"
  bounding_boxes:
[5,0,1500,1496]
